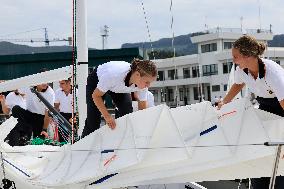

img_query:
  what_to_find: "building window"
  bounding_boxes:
[184,88,189,105]
[193,87,200,100]
[150,90,158,102]
[157,71,164,81]
[179,88,184,101]
[224,84,228,91]
[224,42,233,49]
[201,43,217,53]
[212,85,220,92]
[168,88,174,101]
[168,69,177,80]
[202,64,218,76]
[192,66,200,78]
[223,62,233,74]
[160,89,166,102]
[183,68,190,78]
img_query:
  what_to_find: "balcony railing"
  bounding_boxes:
[246,28,272,34]
[191,27,272,37]
[159,73,218,81]
[191,27,242,37]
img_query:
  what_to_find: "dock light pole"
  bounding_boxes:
[264,142,284,189]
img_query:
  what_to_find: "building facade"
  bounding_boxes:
[150,28,284,107]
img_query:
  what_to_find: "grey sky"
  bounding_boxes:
[0,0,283,49]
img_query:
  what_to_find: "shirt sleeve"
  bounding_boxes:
[234,66,245,84]
[5,93,13,109]
[96,74,114,93]
[18,87,29,95]
[147,92,155,107]
[266,67,284,101]
[45,88,55,106]
[137,89,148,101]
[54,90,60,103]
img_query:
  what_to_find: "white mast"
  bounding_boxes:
[76,0,88,136]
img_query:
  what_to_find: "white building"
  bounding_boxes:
[149,27,284,107]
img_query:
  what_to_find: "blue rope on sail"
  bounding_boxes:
[200,125,218,136]
[89,173,118,185]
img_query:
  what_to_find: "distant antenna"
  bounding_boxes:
[240,16,244,33]
[204,16,208,30]
[44,28,49,46]
[258,0,262,30]
[100,25,109,50]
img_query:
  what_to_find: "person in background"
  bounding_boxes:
[0,90,26,115]
[131,90,155,112]
[0,90,27,145]
[82,59,157,138]
[146,91,155,108]
[218,35,284,188]
[212,96,219,107]
[54,78,75,142]
[9,77,55,146]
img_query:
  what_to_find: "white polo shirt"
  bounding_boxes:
[235,58,284,101]
[5,92,26,112]
[19,87,55,115]
[96,61,148,101]
[132,91,155,112]
[147,91,155,107]
[54,88,73,113]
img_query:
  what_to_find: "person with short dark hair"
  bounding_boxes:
[54,78,75,142]
[82,59,157,138]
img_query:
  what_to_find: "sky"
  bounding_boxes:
[0,0,283,49]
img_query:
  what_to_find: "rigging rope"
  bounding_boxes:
[0,152,16,189]
[0,142,272,155]
[0,152,6,180]
[140,0,155,60]
[72,0,79,143]
[169,0,179,107]
[0,28,45,38]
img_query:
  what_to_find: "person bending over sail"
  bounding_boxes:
[218,35,284,189]
[9,83,55,146]
[82,59,157,138]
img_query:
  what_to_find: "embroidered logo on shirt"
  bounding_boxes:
[268,90,274,94]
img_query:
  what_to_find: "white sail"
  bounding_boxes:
[0,97,284,189]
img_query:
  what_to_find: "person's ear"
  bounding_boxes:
[135,71,141,77]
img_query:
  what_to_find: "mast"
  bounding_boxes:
[76,0,88,136]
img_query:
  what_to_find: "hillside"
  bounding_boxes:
[122,34,284,57]
[0,34,284,57]
[0,41,72,55]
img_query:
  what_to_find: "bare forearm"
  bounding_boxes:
[138,101,147,110]
[2,105,10,115]
[43,111,50,130]
[92,94,110,118]
[54,103,60,111]
[1,101,10,115]
[223,83,245,104]
[280,99,284,110]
